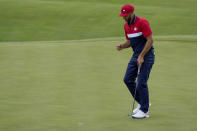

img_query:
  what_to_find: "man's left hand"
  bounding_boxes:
[137,55,144,66]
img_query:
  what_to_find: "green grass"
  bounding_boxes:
[0,36,196,131]
[0,0,197,41]
[0,0,197,130]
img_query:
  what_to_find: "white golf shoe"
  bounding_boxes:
[132,104,141,114]
[132,110,149,119]
[132,103,151,114]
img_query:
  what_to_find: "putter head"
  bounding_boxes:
[128,112,134,116]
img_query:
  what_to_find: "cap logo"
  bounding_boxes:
[121,9,127,13]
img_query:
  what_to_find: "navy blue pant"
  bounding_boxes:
[124,55,154,113]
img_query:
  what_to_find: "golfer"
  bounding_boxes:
[116,4,155,119]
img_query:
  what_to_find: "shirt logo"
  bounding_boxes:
[134,27,137,31]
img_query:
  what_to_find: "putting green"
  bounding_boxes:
[0,35,196,131]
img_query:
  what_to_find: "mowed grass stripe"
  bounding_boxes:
[0,35,197,47]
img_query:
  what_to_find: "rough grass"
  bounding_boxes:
[0,0,197,41]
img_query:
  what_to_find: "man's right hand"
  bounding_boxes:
[116,40,130,51]
[116,44,122,51]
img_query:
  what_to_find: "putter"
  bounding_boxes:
[128,65,141,116]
